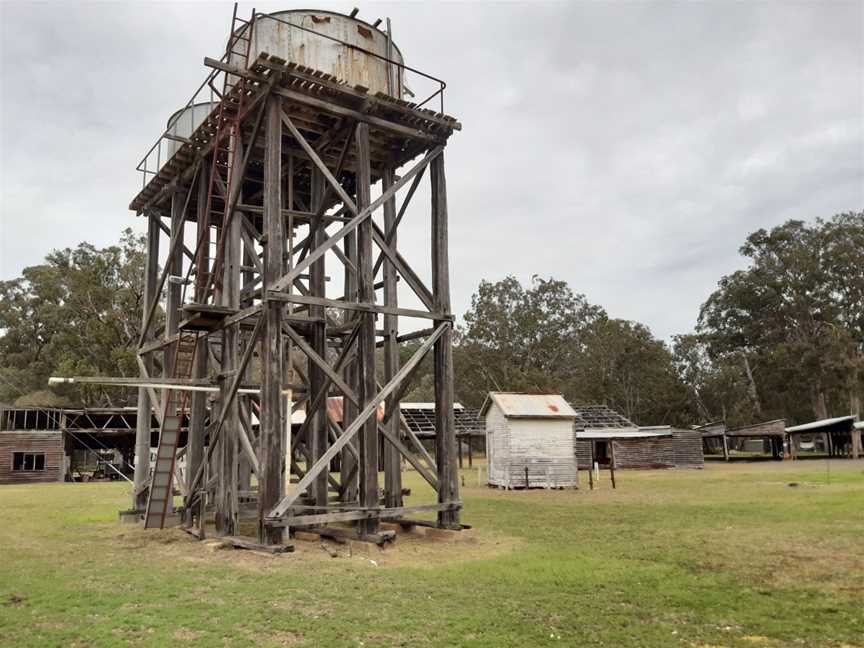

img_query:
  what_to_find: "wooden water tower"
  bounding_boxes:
[127,6,462,546]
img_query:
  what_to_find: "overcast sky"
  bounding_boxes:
[1,1,861,340]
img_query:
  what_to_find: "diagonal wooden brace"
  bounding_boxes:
[271,146,443,293]
[267,322,448,520]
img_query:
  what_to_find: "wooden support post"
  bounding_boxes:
[309,168,329,509]
[431,151,460,528]
[852,424,861,461]
[355,122,379,536]
[382,165,402,509]
[341,224,359,503]
[215,159,242,536]
[186,164,210,529]
[133,213,160,511]
[609,440,617,489]
[238,205,257,494]
[588,442,594,491]
[283,153,295,497]
[259,94,285,545]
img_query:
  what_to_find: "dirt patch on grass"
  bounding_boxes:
[173,628,205,641]
[106,522,521,574]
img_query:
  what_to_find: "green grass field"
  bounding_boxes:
[1,461,862,648]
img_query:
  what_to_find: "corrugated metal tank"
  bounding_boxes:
[231,10,405,98]
[164,102,218,164]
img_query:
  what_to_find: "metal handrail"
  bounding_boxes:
[134,9,448,192]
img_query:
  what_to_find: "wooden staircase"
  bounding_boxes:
[143,332,198,529]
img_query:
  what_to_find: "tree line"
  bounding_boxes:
[401,211,864,427]
[1,212,861,427]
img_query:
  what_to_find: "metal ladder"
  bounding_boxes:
[144,332,199,529]
[199,5,256,303]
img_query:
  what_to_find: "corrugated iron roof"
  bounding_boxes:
[576,429,671,440]
[400,402,464,410]
[785,415,856,433]
[400,405,484,437]
[481,393,577,419]
[694,421,727,436]
[726,419,786,437]
[571,405,638,431]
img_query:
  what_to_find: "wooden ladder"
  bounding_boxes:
[144,332,198,529]
[199,5,256,303]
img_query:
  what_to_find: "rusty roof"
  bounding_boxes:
[324,397,385,424]
[481,393,577,419]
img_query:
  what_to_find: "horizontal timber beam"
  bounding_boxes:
[265,292,449,321]
[267,502,462,527]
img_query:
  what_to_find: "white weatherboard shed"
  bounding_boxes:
[482,393,578,489]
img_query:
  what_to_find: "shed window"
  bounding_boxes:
[12,452,46,471]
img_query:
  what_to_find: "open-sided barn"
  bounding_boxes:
[0,405,164,485]
[701,419,786,460]
[786,416,861,459]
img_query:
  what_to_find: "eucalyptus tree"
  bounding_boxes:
[0,228,150,406]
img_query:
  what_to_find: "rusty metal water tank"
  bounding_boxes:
[164,102,218,165]
[230,10,405,98]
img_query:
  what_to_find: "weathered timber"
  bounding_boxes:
[133,214,159,510]
[382,165,402,509]
[269,502,462,527]
[258,94,285,545]
[431,152,460,528]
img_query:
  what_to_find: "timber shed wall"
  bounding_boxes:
[0,431,65,485]
[671,429,704,469]
[612,437,675,469]
[485,404,577,488]
[485,404,509,486]
[575,432,704,470]
[575,439,592,467]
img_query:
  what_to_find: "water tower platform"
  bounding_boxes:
[130,53,461,216]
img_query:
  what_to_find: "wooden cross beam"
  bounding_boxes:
[372,166,426,279]
[271,146,444,293]
[370,221,433,310]
[266,292,447,321]
[186,317,264,498]
[281,112,358,215]
[267,322,447,520]
[285,320,435,487]
[137,162,201,347]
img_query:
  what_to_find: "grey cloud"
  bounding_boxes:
[1,0,861,341]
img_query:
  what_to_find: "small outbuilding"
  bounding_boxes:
[573,406,704,470]
[482,392,578,489]
[0,407,67,484]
